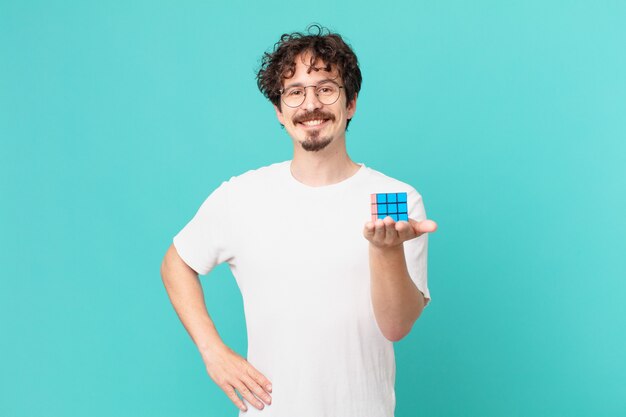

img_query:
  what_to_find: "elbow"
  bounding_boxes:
[383,324,413,342]
[381,304,425,342]
[385,333,405,343]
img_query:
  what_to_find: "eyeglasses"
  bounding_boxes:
[279,80,344,108]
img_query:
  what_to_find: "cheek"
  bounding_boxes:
[274,105,290,126]
[282,110,295,124]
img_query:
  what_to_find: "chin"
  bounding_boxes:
[300,136,332,152]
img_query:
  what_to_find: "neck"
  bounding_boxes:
[290,137,360,187]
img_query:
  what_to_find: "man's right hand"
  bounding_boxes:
[201,344,273,412]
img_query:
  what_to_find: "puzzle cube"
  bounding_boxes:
[371,192,409,222]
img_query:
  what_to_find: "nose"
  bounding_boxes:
[302,86,323,111]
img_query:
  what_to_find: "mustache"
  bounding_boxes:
[293,110,335,124]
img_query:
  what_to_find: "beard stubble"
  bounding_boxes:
[300,130,332,152]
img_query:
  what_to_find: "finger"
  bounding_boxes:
[395,220,416,241]
[410,219,438,235]
[383,216,397,244]
[247,365,273,394]
[235,380,265,410]
[373,219,386,242]
[363,221,375,240]
[241,373,272,406]
[223,384,247,412]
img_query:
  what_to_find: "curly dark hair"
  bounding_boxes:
[256,24,362,128]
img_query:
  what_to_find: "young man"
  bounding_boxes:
[161,26,437,417]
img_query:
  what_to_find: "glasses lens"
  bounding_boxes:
[317,82,340,105]
[282,87,305,107]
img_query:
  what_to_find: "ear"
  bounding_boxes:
[347,93,357,119]
[274,104,285,126]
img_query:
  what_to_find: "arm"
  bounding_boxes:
[364,217,437,342]
[160,244,272,412]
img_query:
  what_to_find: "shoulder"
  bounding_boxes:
[217,160,290,196]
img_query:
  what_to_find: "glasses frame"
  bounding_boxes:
[279,80,344,108]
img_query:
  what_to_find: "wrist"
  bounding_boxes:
[198,339,228,361]
[369,241,404,254]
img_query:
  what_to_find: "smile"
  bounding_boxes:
[293,110,335,129]
[301,119,326,126]
[297,119,332,130]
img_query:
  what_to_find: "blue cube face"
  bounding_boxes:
[371,192,410,222]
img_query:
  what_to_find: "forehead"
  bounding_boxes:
[282,52,340,86]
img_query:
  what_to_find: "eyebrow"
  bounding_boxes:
[283,78,338,90]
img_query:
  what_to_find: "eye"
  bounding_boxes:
[286,88,304,97]
[317,84,337,95]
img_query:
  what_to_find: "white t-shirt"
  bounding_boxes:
[174,161,430,417]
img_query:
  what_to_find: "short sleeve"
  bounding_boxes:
[173,182,234,275]
[404,188,431,307]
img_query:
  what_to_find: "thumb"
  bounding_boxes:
[410,219,438,234]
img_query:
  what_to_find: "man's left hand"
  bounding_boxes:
[363,217,438,249]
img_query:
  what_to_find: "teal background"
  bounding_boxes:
[1,1,625,416]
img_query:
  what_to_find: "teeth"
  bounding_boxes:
[302,119,325,126]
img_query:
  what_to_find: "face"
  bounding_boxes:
[274,52,357,152]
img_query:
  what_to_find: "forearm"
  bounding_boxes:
[369,244,425,342]
[160,244,226,355]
